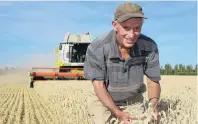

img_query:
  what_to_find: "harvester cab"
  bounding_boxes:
[29,32,92,88]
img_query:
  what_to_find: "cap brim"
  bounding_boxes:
[116,13,147,22]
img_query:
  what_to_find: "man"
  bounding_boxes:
[83,2,161,124]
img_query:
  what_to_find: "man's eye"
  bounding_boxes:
[124,27,130,30]
[135,27,141,30]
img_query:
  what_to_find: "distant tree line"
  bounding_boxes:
[160,64,197,75]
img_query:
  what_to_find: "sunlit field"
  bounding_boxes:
[0,70,196,124]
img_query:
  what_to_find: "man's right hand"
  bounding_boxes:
[93,80,135,124]
[115,111,135,124]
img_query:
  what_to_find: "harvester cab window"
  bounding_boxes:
[71,43,89,63]
[59,44,62,50]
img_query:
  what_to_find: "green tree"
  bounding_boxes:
[186,65,193,75]
[178,64,183,72]
[174,64,179,75]
[160,66,166,75]
[164,64,168,75]
[179,64,186,72]
[178,64,186,75]
[182,65,186,74]
[169,64,173,75]
[164,63,172,75]
[195,64,198,73]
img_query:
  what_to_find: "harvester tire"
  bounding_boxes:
[30,81,34,88]
[33,76,45,80]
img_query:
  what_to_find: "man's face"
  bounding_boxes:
[112,18,143,48]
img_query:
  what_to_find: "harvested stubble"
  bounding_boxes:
[0,84,56,124]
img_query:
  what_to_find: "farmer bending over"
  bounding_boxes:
[83,2,161,124]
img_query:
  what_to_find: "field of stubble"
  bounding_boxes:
[0,69,197,124]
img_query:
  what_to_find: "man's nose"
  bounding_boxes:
[127,29,135,38]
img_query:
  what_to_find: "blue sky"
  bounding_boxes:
[0,1,197,68]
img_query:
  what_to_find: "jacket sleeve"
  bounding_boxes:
[83,45,106,81]
[144,45,161,82]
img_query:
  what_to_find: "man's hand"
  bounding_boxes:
[93,80,123,117]
[115,111,135,124]
[150,108,159,121]
[93,80,137,124]
[149,99,160,121]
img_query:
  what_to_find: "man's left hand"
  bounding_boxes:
[152,108,160,121]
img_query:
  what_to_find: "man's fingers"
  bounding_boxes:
[126,113,135,120]
[129,114,135,119]
[152,113,159,121]
[123,120,131,124]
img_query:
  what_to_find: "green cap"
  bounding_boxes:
[114,2,147,22]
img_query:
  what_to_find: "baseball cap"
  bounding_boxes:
[114,2,147,22]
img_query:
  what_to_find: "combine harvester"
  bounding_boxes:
[29,32,92,88]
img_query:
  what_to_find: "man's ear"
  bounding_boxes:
[112,21,118,31]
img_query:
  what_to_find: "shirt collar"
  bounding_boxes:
[109,30,123,60]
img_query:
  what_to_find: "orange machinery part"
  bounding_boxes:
[30,67,85,80]
[32,67,83,70]
[32,72,84,77]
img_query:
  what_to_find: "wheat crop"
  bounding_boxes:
[0,76,196,124]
